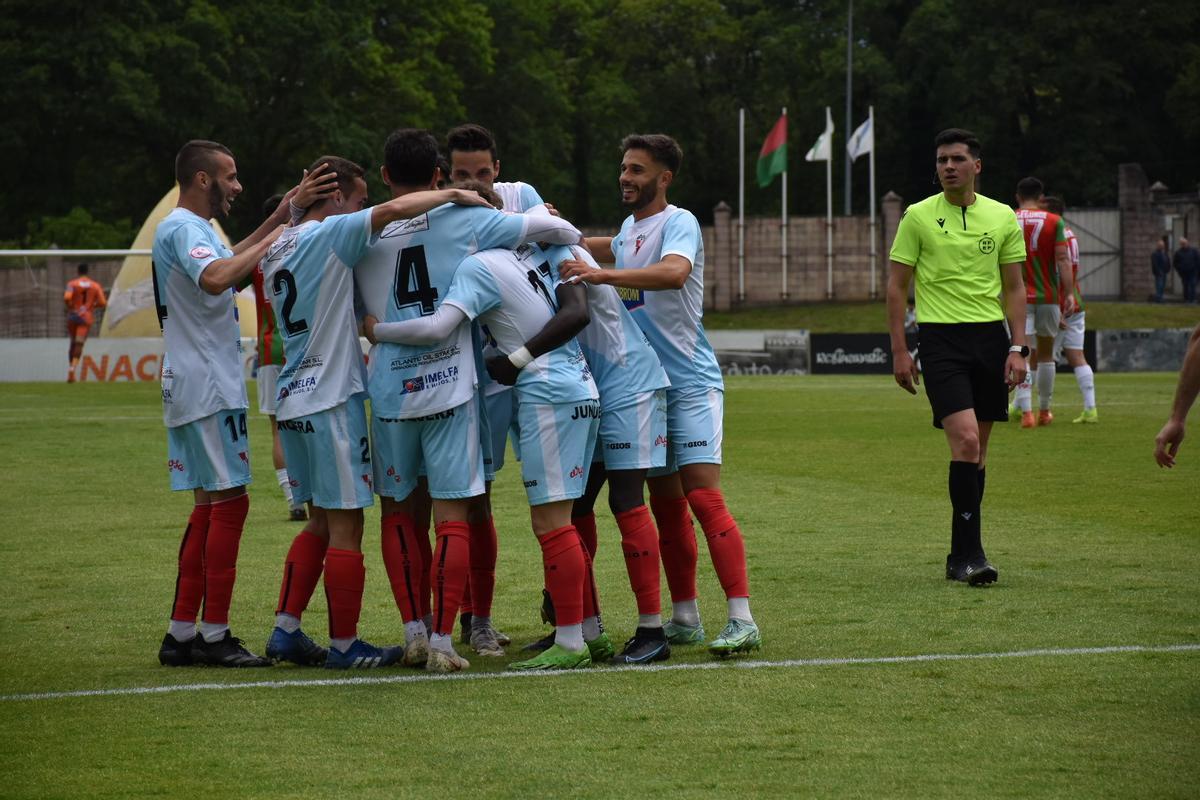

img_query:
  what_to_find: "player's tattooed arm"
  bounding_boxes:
[886,260,920,395]
[486,282,590,386]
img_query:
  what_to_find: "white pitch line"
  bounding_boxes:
[2,643,1197,703]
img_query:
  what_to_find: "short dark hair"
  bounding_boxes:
[435,155,451,188]
[261,193,285,221]
[1041,194,1065,215]
[621,134,683,173]
[446,124,498,161]
[1016,176,1045,200]
[306,156,366,203]
[933,128,981,159]
[451,179,501,210]
[175,140,234,187]
[77,263,89,275]
[383,129,440,187]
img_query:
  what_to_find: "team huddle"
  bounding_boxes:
[151,126,760,672]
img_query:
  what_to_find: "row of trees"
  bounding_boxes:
[6,0,1199,247]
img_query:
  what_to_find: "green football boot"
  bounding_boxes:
[663,620,705,645]
[707,619,762,658]
[509,643,592,671]
[1072,408,1099,424]
[585,632,616,663]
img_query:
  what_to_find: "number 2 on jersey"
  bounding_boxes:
[393,245,438,315]
[271,269,309,336]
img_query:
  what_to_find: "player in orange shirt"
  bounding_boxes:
[64,263,107,382]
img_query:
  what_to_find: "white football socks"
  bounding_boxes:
[275,468,294,506]
[1074,365,1096,410]
[638,613,663,629]
[167,620,196,642]
[582,615,602,641]
[1036,363,1056,411]
[728,597,754,624]
[1015,360,1033,412]
[275,613,301,633]
[404,620,427,644]
[430,633,455,654]
[671,599,701,627]
[199,622,229,643]
[330,636,355,654]
[556,623,585,652]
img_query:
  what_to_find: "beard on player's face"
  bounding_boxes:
[621,175,661,210]
[207,181,232,219]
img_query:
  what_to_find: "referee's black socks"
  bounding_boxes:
[948,460,983,558]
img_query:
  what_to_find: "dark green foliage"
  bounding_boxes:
[5,0,1198,243]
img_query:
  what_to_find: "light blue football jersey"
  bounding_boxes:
[537,244,669,408]
[445,246,597,406]
[611,205,722,389]
[259,208,372,421]
[492,181,545,214]
[359,204,582,419]
[151,208,244,428]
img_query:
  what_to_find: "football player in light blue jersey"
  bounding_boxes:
[367,233,610,671]
[519,242,673,664]
[356,130,583,673]
[259,155,493,670]
[443,123,555,655]
[562,134,761,658]
[152,140,336,670]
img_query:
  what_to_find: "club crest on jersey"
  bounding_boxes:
[189,245,214,260]
[616,285,645,311]
[978,234,996,254]
[634,233,647,254]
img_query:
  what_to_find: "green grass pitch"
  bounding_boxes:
[0,375,1196,798]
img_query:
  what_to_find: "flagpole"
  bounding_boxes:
[738,107,745,303]
[844,0,853,216]
[781,106,789,301]
[825,106,834,299]
[868,105,878,300]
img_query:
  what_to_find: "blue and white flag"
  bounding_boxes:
[847,116,873,162]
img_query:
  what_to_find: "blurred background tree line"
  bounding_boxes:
[4,0,1198,247]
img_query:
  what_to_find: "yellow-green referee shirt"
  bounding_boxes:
[889,192,1025,323]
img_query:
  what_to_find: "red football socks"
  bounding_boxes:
[323,548,365,640]
[573,512,598,559]
[171,502,211,622]
[687,487,750,598]
[275,530,327,618]
[432,521,470,635]
[380,512,425,622]
[468,516,498,619]
[581,533,601,620]
[416,519,433,619]
[539,525,585,627]
[201,493,248,624]
[649,494,699,602]
[614,504,662,615]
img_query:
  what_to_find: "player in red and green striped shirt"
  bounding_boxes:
[1012,177,1076,427]
[1042,195,1098,423]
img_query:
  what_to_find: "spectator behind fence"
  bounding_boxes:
[1173,238,1199,303]
[1152,238,1170,303]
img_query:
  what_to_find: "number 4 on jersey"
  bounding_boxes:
[393,245,438,315]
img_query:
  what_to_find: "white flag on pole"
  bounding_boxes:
[805,107,834,162]
[847,115,873,162]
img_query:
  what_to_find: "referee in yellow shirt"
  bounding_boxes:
[886,128,1029,586]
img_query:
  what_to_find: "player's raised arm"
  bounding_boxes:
[197,225,285,295]
[886,260,919,394]
[486,281,590,386]
[369,188,493,233]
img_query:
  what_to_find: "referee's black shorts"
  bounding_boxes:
[917,321,1011,429]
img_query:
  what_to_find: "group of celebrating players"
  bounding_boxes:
[151,124,760,672]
